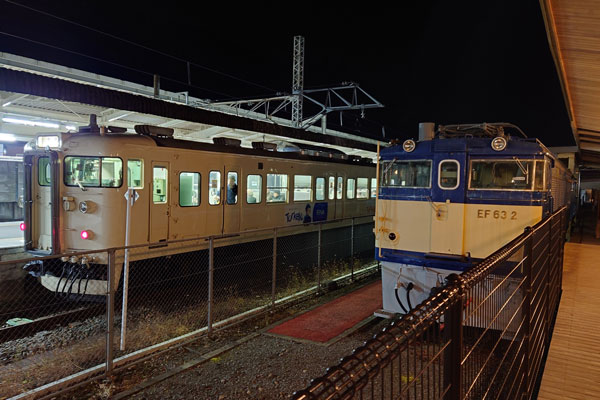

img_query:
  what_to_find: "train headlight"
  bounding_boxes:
[491,136,507,151]
[80,230,93,240]
[78,201,94,213]
[403,139,416,152]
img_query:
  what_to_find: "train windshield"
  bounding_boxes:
[64,156,123,188]
[380,160,432,188]
[469,159,535,190]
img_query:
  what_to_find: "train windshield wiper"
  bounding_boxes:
[75,179,87,192]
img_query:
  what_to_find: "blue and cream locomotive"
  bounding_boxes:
[375,123,576,314]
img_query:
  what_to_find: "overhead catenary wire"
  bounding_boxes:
[0,30,235,99]
[4,0,279,94]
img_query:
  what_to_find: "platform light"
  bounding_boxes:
[80,230,92,240]
[402,139,416,152]
[0,133,16,142]
[19,223,26,231]
[2,117,60,129]
[491,136,507,151]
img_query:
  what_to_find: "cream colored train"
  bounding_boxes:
[22,119,376,295]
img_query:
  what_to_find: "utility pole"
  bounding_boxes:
[291,36,305,128]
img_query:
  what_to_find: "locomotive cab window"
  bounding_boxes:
[38,157,51,186]
[127,159,143,189]
[381,160,432,188]
[438,160,459,190]
[246,175,262,204]
[469,159,534,190]
[315,177,325,201]
[267,173,288,203]
[152,166,168,204]
[534,161,545,191]
[180,172,200,207]
[294,175,312,202]
[101,158,123,188]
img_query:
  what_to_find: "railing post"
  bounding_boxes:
[546,215,553,343]
[106,249,116,375]
[272,228,277,308]
[444,274,463,400]
[317,223,322,293]
[522,227,533,396]
[208,237,214,334]
[350,217,355,281]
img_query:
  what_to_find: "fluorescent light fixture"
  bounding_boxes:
[0,133,16,142]
[36,135,61,148]
[2,117,60,129]
[2,101,12,107]
[65,125,77,131]
[108,113,131,122]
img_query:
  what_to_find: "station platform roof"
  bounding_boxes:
[0,52,382,160]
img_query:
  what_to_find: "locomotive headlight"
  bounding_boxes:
[80,230,93,240]
[403,139,416,152]
[491,136,507,151]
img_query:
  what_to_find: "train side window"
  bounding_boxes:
[315,177,325,201]
[267,173,288,203]
[294,175,312,202]
[357,178,369,199]
[152,166,168,204]
[127,159,143,189]
[337,177,343,199]
[227,172,238,205]
[370,177,377,198]
[209,171,221,205]
[439,160,459,190]
[347,178,356,199]
[328,177,335,200]
[38,157,51,186]
[101,158,123,188]
[180,172,200,207]
[246,175,262,204]
[534,161,544,191]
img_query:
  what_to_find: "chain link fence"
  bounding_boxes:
[0,216,375,398]
[294,207,567,400]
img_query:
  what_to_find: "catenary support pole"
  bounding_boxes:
[120,188,134,351]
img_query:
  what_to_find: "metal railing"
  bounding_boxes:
[0,216,375,398]
[293,207,567,400]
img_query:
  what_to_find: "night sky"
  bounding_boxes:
[0,0,574,146]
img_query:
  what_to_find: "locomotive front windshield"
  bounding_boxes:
[469,160,541,190]
[380,160,432,188]
[64,156,123,188]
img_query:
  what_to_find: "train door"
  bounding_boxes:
[150,161,170,243]
[430,156,466,255]
[326,174,343,219]
[223,167,240,234]
[335,174,345,219]
[29,155,54,252]
[206,169,224,236]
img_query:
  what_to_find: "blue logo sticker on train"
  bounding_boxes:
[313,202,328,222]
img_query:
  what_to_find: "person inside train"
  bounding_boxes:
[227,176,238,204]
[247,189,257,203]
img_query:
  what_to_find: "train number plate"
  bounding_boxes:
[477,209,517,220]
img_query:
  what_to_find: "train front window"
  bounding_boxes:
[469,160,534,190]
[380,160,432,188]
[38,157,51,186]
[64,156,100,187]
[101,158,122,188]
